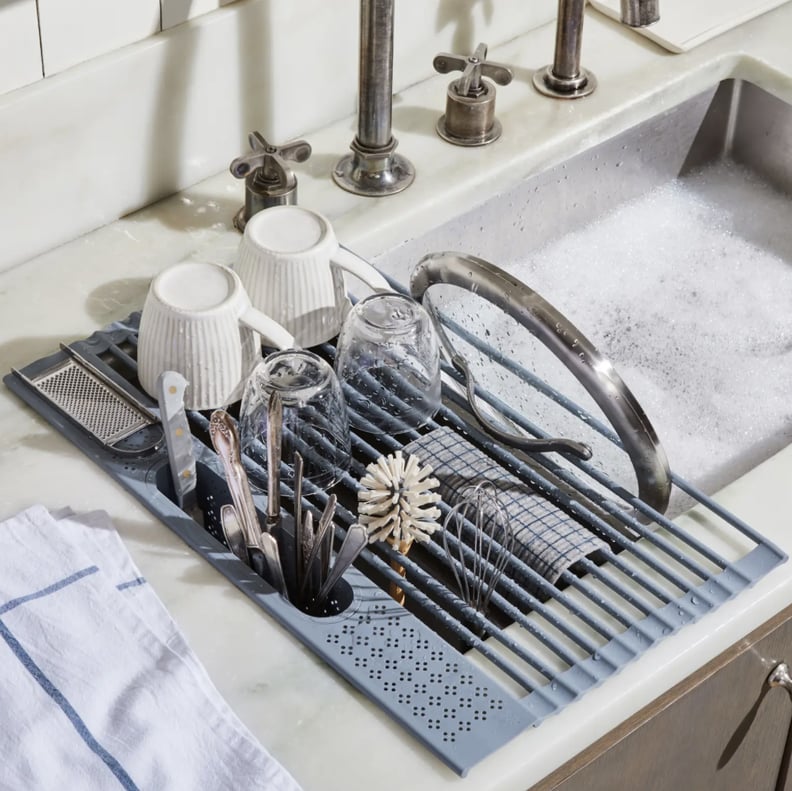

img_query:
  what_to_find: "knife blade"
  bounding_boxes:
[265,390,283,533]
[156,370,197,513]
[292,451,304,594]
[257,531,288,596]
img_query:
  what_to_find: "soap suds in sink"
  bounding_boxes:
[416,162,792,511]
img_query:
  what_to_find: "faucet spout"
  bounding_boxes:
[333,0,415,197]
[621,0,660,27]
[534,0,659,99]
[533,0,597,100]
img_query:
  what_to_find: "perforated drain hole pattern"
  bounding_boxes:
[320,601,522,752]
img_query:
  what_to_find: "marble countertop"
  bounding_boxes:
[2,5,792,789]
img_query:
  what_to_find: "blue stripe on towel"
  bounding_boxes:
[0,619,141,790]
[116,577,146,591]
[0,566,99,615]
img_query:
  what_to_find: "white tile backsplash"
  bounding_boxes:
[38,0,160,75]
[250,0,556,142]
[0,0,43,94]
[0,0,556,272]
[162,0,237,30]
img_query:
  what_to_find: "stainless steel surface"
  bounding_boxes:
[410,252,672,516]
[298,494,337,604]
[257,530,288,595]
[441,481,514,618]
[432,43,513,147]
[220,503,248,563]
[621,0,659,27]
[156,370,197,513]
[292,451,305,595]
[317,495,337,585]
[313,523,367,612]
[265,390,283,533]
[230,132,312,231]
[332,0,414,196]
[13,344,162,455]
[681,80,792,195]
[208,409,262,549]
[298,510,314,603]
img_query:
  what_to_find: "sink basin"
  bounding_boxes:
[377,79,792,511]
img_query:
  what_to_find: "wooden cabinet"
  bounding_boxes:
[536,606,792,791]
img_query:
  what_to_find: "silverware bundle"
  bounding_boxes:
[209,394,365,614]
[283,447,367,613]
[209,407,287,593]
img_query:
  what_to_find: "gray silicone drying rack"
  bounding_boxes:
[4,302,786,778]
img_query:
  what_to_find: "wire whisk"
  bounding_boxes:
[441,481,514,618]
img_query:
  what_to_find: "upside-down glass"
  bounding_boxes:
[239,350,351,491]
[333,293,441,434]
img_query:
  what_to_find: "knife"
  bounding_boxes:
[265,390,283,533]
[156,370,197,514]
[292,451,305,595]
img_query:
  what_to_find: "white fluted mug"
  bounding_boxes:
[234,205,390,348]
[137,261,294,411]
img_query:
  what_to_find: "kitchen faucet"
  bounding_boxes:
[533,0,659,99]
[333,0,415,197]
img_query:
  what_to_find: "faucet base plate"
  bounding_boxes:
[533,65,597,99]
[436,115,503,147]
[333,150,415,197]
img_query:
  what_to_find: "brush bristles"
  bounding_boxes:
[358,451,442,546]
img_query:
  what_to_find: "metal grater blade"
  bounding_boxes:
[32,358,150,445]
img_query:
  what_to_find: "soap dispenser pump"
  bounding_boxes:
[432,43,513,147]
[229,132,312,232]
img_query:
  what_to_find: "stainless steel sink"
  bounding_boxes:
[377,79,792,510]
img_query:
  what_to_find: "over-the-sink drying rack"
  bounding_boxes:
[4,287,786,777]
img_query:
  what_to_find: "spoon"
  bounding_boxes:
[209,410,260,552]
[220,504,248,564]
[312,523,367,612]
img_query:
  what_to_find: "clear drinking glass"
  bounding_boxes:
[239,350,351,490]
[333,293,441,434]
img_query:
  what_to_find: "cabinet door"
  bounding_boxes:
[538,607,792,791]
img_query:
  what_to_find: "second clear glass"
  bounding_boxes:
[334,293,441,434]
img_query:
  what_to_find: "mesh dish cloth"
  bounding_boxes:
[404,426,609,584]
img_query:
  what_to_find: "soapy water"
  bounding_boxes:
[381,161,792,513]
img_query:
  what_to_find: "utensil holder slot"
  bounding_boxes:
[153,456,354,617]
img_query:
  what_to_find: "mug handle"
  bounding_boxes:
[332,245,391,292]
[240,306,296,350]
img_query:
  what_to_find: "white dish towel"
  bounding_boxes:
[0,504,302,791]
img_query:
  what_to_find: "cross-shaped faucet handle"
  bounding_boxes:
[230,133,312,189]
[229,132,312,231]
[433,43,513,98]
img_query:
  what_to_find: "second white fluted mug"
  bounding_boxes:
[235,205,390,348]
